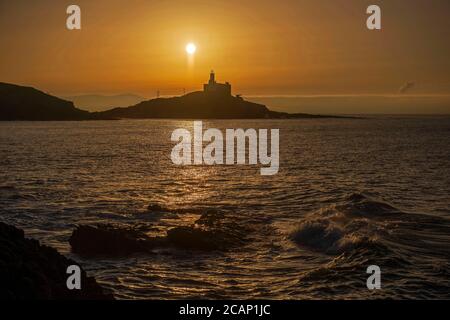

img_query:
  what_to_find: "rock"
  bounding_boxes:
[146,203,167,213]
[69,210,248,256]
[0,222,113,300]
[167,210,245,251]
[166,226,229,251]
[166,226,217,250]
[69,224,163,256]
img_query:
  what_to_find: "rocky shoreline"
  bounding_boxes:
[0,222,113,300]
[0,207,250,299]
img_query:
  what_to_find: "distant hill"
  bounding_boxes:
[0,82,91,120]
[62,94,145,112]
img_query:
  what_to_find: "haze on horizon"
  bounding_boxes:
[0,0,449,114]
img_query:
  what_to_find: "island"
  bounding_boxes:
[1,73,348,121]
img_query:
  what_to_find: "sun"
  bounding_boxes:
[185,43,197,55]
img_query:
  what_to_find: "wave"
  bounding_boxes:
[290,192,450,257]
[289,193,398,255]
[288,193,450,298]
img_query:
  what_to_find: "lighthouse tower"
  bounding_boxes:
[209,70,215,84]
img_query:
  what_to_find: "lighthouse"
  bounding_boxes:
[209,70,215,84]
[203,70,231,96]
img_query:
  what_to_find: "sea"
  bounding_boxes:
[1,116,449,299]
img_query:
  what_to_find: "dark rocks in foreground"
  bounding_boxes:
[0,222,113,299]
[69,224,164,256]
[69,210,248,256]
[167,210,246,251]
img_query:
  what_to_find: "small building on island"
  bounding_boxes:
[203,71,231,97]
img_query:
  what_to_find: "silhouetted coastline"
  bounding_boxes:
[0,82,92,121]
[0,82,350,121]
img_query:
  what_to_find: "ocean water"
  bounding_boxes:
[0,117,449,299]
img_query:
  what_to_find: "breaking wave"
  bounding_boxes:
[288,193,450,298]
[289,193,399,255]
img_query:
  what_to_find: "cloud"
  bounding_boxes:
[399,82,415,94]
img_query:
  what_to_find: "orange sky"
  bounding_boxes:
[0,0,449,98]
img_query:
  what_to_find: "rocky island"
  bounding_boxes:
[1,72,347,121]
